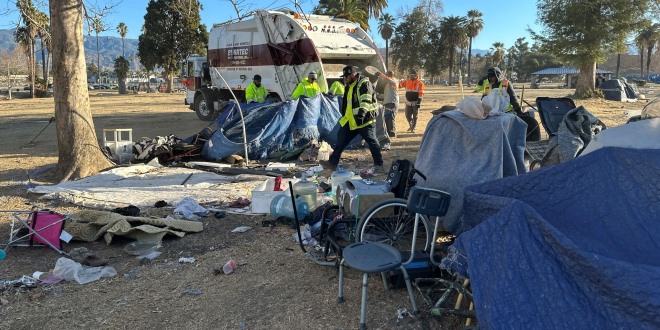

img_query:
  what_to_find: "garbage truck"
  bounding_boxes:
[182,9,386,120]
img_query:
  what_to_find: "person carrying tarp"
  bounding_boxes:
[399,70,425,133]
[291,72,321,100]
[476,67,523,115]
[323,65,384,172]
[245,75,268,103]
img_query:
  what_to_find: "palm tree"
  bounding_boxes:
[35,11,50,88]
[634,31,647,79]
[315,0,369,30]
[465,10,483,84]
[378,13,395,69]
[640,24,660,81]
[438,15,467,85]
[117,22,128,58]
[363,0,387,19]
[92,17,105,85]
[490,42,505,67]
[16,0,40,97]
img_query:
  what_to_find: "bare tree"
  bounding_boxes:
[50,0,113,181]
[0,48,27,100]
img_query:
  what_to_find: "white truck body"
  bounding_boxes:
[183,9,385,120]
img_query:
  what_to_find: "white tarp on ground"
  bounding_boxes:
[28,165,267,210]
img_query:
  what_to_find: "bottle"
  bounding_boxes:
[293,173,317,210]
[331,164,353,200]
[269,195,310,221]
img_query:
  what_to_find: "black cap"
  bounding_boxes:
[253,75,262,81]
[341,65,358,78]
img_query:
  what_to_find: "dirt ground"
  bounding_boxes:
[0,84,652,329]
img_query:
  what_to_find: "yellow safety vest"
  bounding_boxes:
[245,82,267,103]
[329,81,345,95]
[339,78,377,130]
[481,79,513,112]
[291,78,321,100]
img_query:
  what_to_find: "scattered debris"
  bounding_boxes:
[178,257,195,263]
[222,259,237,274]
[184,289,203,296]
[231,226,252,233]
[227,197,251,208]
[154,200,168,208]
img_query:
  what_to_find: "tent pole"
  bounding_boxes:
[213,68,250,166]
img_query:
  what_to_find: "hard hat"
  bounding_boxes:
[308,72,318,80]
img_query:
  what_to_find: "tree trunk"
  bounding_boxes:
[40,42,46,82]
[385,39,389,69]
[646,46,654,81]
[574,61,596,98]
[119,76,127,94]
[167,72,173,93]
[50,0,113,181]
[30,40,36,98]
[640,49,645,80]
[615,54,621,78]
[448,49,454,85]
[467,38,473,85]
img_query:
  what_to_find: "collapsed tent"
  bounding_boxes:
[202,94,342,160]
[599,79,638,102]
[413,110,527,233]
[443,147,660,329]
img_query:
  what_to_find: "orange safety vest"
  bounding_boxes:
[399,79,425,96]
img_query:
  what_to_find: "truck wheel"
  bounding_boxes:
[194,92,214,121]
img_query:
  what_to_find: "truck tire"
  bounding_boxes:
[194,90,215,121]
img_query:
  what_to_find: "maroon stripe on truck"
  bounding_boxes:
[208,38,320,67]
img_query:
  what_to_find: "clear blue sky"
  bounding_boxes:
[2,0,540,51]
[103,0,540,51]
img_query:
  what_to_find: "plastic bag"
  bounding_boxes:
[457,97,489,120]
[482,88,510,114]
[52,257,117,284]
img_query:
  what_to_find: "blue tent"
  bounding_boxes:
[202,94,342,160]
[444,147,660,329]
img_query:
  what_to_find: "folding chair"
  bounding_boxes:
[1,209,69,259]
[525,97,577,169]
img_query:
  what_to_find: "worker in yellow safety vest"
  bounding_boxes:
[245,75,268,103]
[291,72,321,100]
[323,66,384,172]
[329,80,345,96]
[475,67,523,115]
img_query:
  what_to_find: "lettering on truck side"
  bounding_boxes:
[227,48,250,57]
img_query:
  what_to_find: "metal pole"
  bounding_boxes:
[212,68,250,165]
[28,116,55,145]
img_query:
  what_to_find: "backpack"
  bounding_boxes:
[386,159,413,199]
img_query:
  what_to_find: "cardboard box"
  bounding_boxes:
[251,177,297,214]
[337,179,394,218]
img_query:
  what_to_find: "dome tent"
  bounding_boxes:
[598,79,638,102]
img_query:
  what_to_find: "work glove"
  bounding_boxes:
[416,98,422,107]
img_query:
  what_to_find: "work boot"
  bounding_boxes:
[374,165,385,173]
[319,160,337,171]
[381,143,391,151]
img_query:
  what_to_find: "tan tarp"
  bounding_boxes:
[64,210,204,244]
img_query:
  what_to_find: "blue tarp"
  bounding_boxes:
[444,147,660,329]
[202,94,342,160]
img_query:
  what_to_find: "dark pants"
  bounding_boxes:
[329,123,383,166]
[405,103,420,130]
[375,105,390,145]
[384,103,397,137]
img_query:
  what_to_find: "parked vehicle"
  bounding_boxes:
[181,9,385,121]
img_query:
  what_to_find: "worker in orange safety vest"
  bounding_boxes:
[399,70,425,133]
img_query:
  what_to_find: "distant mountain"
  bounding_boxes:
[0,29,139,70]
